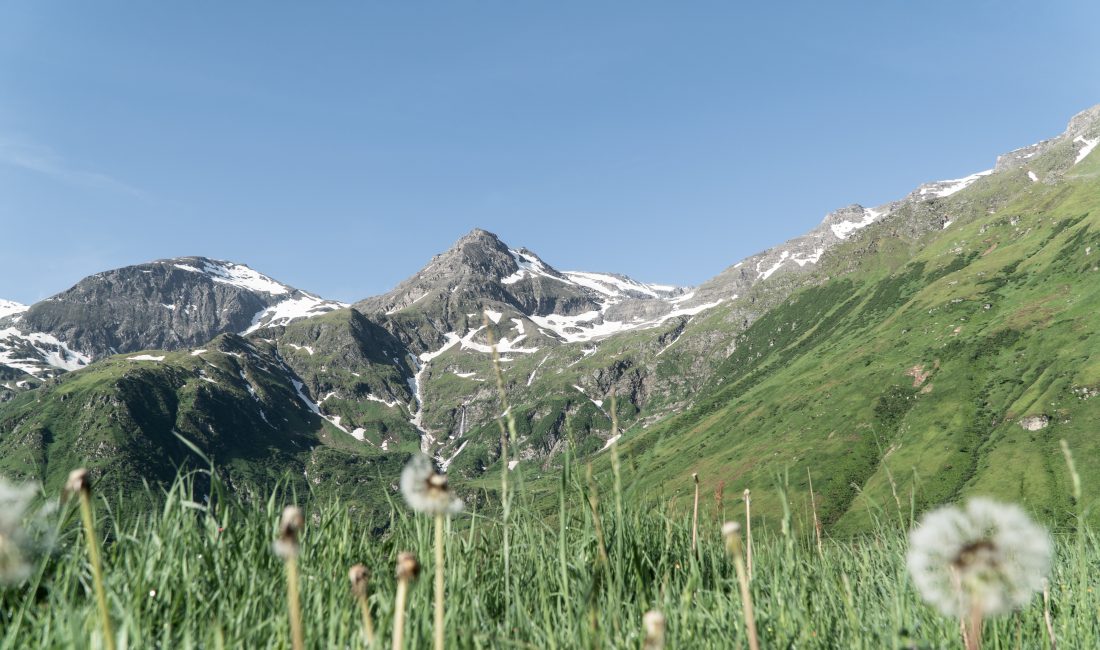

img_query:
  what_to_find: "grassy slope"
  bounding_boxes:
[0,333,409,511]
[1,460,1095,648]
[592,154,1100,533]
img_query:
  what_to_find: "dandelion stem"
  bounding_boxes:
[723,522,759,650]
[358,593,376,647]
[965,603,983,650]
[286,555,305,650]
[350,564,375,647]
[485,312,516,621]
[393,577,409,650]
[807,469,823,558]
[586,464,609,571]
[393,552,419,650]
[77,488,115,650]
[1043,580,1057,650]
[743,489,753,582]
[691,473,700,554]
[434,512,445,650]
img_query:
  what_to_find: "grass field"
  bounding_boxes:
[0,441,1094,650]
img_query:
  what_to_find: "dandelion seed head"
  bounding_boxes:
[349,563,370,597]
[64,468,90,497]
[0,478,38,585]
[400,453,463,515]
[273,505,304,559]
[722,521,741,539]
[642,610,666,649]
[907,498,1052,617]
[395,551,420,581]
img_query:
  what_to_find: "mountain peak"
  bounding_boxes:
[155,256,292,296]
[1066,103,1100,139]
[456,227,502,244]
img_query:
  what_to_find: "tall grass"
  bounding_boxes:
[1,461,1098,649]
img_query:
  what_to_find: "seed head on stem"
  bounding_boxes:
[722,521,760,650]
[275,506,305,650]
[642,609,666,650]
[691,472,700,553]
[392,552,420,650]
[66,468,115,650]
[0,478,39,585]
[349,564,376,646]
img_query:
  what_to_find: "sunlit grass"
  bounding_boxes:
[0,458,1097,649]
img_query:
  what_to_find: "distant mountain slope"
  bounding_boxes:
[1,105,1098,529]
[0,257,345,386]
[0,332,406,506]
[598,104,1100,532]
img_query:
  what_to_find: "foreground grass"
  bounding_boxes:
[1,463,1098,649]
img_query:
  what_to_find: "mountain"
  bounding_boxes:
[589,103,1100,532]
[353,228,689,351]
[1,104,1099,530]
[0,257,345,389]
[0,332,405,505]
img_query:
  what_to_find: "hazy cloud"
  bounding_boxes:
[0,137,146,198]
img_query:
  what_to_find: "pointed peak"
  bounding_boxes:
[454,228,505,247]
[1066,104,1100,139]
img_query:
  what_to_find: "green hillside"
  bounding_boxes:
[598,150,1100,533]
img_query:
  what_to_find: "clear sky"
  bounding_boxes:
[1,1,1098,305]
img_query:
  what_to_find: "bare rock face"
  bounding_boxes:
[19,257,342,359]
[1018,415,1051,431]
[353,229,680,352]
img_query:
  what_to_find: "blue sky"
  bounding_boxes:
[1,1,1098,304]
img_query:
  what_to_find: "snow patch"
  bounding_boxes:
[600,434,622,452]
[283,343,315,355]
[244,294,346,334]
[1074,136,1099,165]
[366,394,400,408]
[1027,171,1039,182]
[128,354,165,361]
[527,354,551,387]
[918,170,993,199]
[0,300,28,320]
[439,440,469,471]
[0,327,91,375]
[563,271,676,299]
[757,251,790,281]
[501,249,572,286]
[173,260,290,295]
[830,207,884,240]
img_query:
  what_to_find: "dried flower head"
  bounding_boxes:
[395,551,420,582]
[642,609,666,650]
[349,563,370,598]
[64,468,90,498]
[273,505,304,559]
[0,478,39,585]
[400,453,463,515]
[907,498,1052,617]
[722,520,742,555]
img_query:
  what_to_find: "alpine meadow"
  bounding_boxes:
[3,4,1100,648]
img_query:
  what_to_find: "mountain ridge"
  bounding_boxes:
[1,104,1098,530]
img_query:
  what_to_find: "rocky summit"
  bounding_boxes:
[2,105,1100,529]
